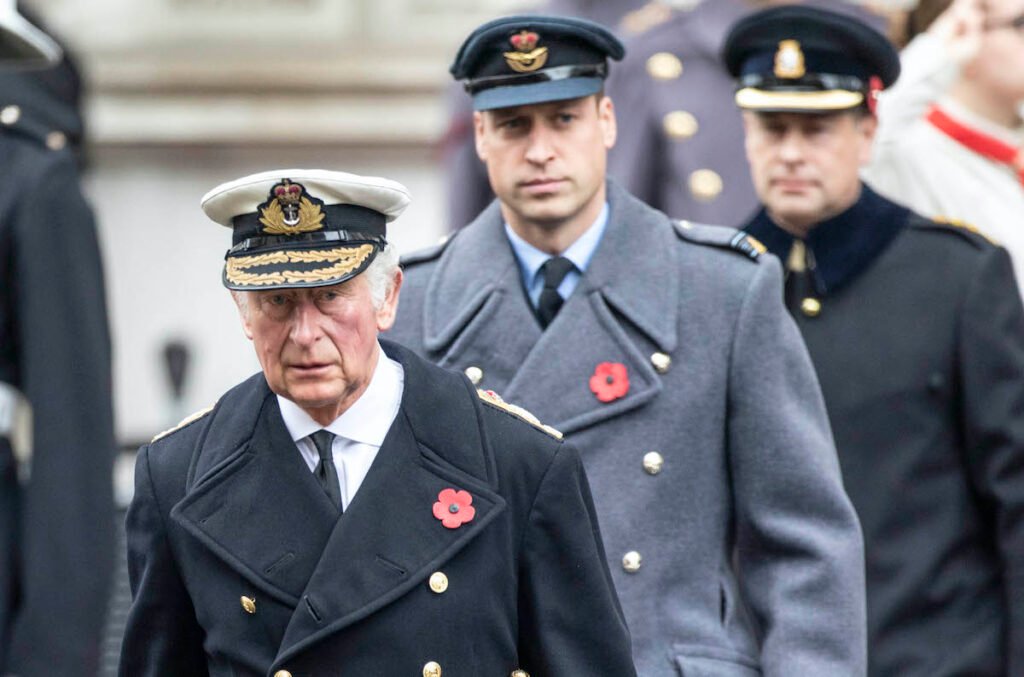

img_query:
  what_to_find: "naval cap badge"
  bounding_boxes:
[504,30,548,73]
[259,179,326,235]
[774,40,805,80]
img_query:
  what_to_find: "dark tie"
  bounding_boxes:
[310,430,342,512]
[537,256,576,329]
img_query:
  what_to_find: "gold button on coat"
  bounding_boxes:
[274,671,292,677]
[511,670,531,677]
[651,352,671,374]
[240,595,256,614]
[622,551,642,573]
[0,105,20,126]
[643,452,664,475]
[429,571,448,594]
[464,366,483,385]
[646,52,683,80]
[801,298,822,317]
[689,169,723,201]
[423,661,442,677]
[663,111,698,140]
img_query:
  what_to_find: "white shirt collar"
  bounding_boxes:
[277,345,404,447]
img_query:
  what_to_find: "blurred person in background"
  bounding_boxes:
[393,14,868,675]
[0,2,115,676]
[866,0,1024,297]
[731,6,1024,674]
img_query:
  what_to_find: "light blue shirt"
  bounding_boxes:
[504,202,609,309]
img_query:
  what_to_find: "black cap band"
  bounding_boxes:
[464,63,608,95]
[229,203,386,247]
[226,230,386,258]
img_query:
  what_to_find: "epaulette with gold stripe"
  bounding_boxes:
[928,216,998,246]
[477,389,563,440]
[674,220,766,261]
[151,405,214,443]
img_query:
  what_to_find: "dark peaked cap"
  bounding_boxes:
[723,5,900,113]
[451,14,624,111]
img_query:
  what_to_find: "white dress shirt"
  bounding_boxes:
[277,347,404,511]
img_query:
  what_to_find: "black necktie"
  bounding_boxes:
[310,430,342,512]
[537,256,575,329]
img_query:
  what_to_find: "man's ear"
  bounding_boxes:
[857,111,879,166]
[599,95,617,150]
[376,268,404,332]
[231,291,255,340]
[474,111,488,162]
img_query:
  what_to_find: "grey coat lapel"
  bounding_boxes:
[503,183,681,433]
[423,201,542,393]
[424,182,681,434]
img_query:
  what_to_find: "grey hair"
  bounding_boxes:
[232,242,400,313]
[364,242,401,310]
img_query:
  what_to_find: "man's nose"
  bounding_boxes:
[524,124,556,165]
[289,300,322,345]
[777,130,805,163]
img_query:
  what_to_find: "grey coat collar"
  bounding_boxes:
[424,180,680,355]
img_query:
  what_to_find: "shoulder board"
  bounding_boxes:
[673,220,765,261]
[477,389,563,440]
[151,405,214,443]
[913,215,996,248]
[400,232,457,268]
[0,105,69,153]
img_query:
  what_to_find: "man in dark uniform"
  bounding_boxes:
[391,15,867,676]
[118,169,636,677]
[0,5,116,676]
[727,6,1024,674]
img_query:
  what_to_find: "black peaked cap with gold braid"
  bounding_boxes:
[723,5,900,114]
[201,169,411,290]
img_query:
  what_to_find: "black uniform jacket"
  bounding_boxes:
[0,87,114,675]
[745,185,1024,676]
[119,341,636,677]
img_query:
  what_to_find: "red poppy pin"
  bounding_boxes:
[433,488,476,529]
[590,362,629,403]
[868,76,883,116]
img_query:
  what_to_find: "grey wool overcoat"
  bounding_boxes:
[388,181,868,676]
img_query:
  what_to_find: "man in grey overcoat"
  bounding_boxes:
[389,13,867,676]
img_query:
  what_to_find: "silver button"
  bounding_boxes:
[0,105,21,126]
[651,352,671,374]
[45,131,67,151]
[643,452,664,475]
[622,551,642,573]
[464,366,483,385]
